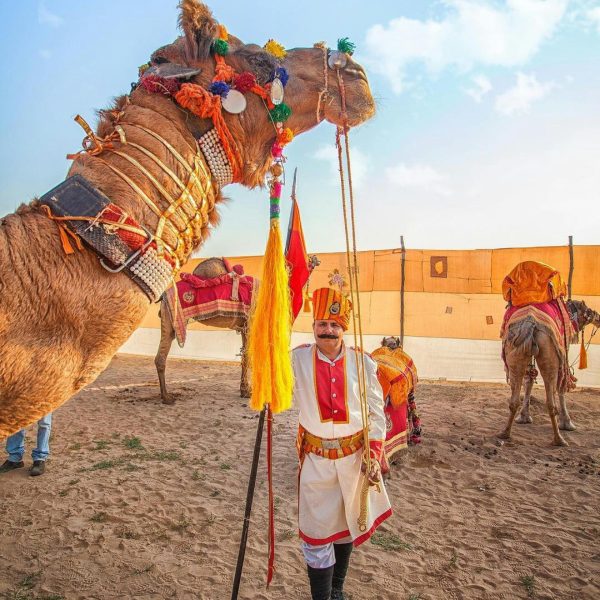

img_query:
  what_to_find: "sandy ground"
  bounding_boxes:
[0,354,599,600]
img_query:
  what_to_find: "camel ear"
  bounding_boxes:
[395,337,401,345]
[178,0,218,61]
[145,63,202,80]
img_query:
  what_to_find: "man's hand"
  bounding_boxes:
[361,455,381,485]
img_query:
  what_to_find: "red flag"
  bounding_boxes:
[285,197,310,321]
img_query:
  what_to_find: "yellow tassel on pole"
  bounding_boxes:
[579,331,588,370]
[247,219,294,414]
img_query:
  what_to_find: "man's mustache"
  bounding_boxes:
[317,334,339,339]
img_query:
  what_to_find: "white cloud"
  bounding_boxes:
[314,145,369,189]
[465,74,493,102]
[38,2,64,28]
[586,6,600,32]
[495,72,555,115]
[364,0,568,94]
[385,163,451,196]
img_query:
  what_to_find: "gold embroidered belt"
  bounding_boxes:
[297,425,364,461]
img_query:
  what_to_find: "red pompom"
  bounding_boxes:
[140,75,181,96]
[271,143,283,158]
[234,71,257,93]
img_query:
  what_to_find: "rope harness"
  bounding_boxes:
[333,69,380,533]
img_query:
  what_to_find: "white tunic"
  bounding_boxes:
[292,343,392,546]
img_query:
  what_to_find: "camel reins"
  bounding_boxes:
[332,67,381,533]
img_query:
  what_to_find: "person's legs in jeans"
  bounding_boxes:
[32,413,52,462]
[6,429,26,463]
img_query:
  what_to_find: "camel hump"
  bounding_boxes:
[192,257,230,279]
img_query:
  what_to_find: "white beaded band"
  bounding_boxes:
[130,246,174,302]
[197,128,234,188]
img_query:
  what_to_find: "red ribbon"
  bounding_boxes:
[266,404,275,587]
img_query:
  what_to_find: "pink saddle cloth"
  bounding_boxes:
[164,265,257,346]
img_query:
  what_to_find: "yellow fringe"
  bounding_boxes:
[248,219,294,413]
[579,332,588,370]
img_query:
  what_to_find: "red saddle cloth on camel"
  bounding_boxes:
[164,260,257,346]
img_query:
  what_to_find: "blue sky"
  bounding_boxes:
[0,1,599,256]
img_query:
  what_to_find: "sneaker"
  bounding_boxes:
[29,460,46,476]
[0,460,24,473]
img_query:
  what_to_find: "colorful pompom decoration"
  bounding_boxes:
[337,37,356,55]
[269,103,291,123]
[264,39,287,59]
[216,24,228,40]
[234,71,257,93]
[209,81,230,97]
[276,127,294,145]
[140,74,181,96]
[272,66,289,87]
[271,142,284,158]
[138,63,150,77]
[212,39,229,56]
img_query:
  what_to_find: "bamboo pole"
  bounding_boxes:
[400,235,406,347]
[231,407,266,599]
[568,235,574,300]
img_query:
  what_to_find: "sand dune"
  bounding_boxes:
[1,355,599,599]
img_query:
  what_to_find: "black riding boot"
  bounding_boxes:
[307,564,334,600]
[331,542,353,599]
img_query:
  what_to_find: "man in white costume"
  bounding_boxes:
[292,287,392,600]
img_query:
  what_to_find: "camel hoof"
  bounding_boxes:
[240,389,251,399]
[559,422,576,432]
[515,414,533,424]
[497,431,511,440]
[162,396,176,405]
[553,436,568,447]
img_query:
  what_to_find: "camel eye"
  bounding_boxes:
[153,56,170,64]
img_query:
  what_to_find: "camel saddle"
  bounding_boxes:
[502,261,566,307]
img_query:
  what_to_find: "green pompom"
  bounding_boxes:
[337,37,356,55]
[269,103,292,123]
[212,39,229,56]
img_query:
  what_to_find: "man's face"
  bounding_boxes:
[313,320,344,351]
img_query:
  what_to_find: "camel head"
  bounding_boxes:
[567,299,600,330]
[138,0,375,187]
[381,336,402,350]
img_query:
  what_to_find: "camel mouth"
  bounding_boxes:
[327,78,376,128]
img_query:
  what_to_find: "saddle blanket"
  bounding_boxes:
[501,299,576,393]
[164,268,256,346]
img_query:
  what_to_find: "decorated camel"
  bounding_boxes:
[499,261,600,446]
[0,0,375,439]
[372,336,421,474]
[155,257,256,403]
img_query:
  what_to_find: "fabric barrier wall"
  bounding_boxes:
[125,245,599,386]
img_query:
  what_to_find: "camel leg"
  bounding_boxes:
[557,391,576,431]
[499,366,524,440]
[239,328,251,398]
[516,374,534,424]
[539,370,568,447]
[155,313,177,405]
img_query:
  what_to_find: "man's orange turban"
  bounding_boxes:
[312,287,352,330]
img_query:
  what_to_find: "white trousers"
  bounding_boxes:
[301,537,352,569]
